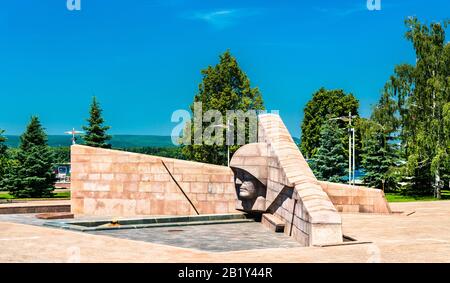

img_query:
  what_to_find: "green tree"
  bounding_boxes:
[300,88,359,159]
[0,129,9,190]
[125,147,184,160]
[4,116,55,198]
[0,128,6,156]
[0,157,20,192]
[182,50,265,165]
[361,123,399,191]
[82,97,111,148]
[377,17,450,197]
[358,88,401,191]
[310,120,348,182]
[51,147,71,164]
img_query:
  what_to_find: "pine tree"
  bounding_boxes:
[361,125,399,191]
[0,128,7,156]
[82,97,111,148]
[5,116,55,198]
[311,120,348,182]
[182,50,264,165]
[0,157,19,192]
[0,129,8,188]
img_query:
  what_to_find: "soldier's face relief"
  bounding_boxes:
[235,171,258,200]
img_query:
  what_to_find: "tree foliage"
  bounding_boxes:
[125,147,184,160]
[0,129,10,190]
[300,88,359,159]
[182,50,265,165]
[0,128,7,156]
[310,120,348,182]
[83,97,112,148]
[372,17,450,197]
[3,117,55,197]
[51,147,71,164]
[360,122,399,191]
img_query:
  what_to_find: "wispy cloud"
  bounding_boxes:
[183,8,261,29]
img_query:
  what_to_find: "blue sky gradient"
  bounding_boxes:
[0,0,449,137]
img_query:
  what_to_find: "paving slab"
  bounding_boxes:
[89,222,302,252]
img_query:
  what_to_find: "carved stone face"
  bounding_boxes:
[232,168,267,212]
[235,172,258,200]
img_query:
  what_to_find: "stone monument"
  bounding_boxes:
[70,113,390,246]
[230,114,343,246]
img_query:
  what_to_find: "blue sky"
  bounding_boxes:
[0,0,449,137]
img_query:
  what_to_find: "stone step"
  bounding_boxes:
[36,212,74,220]
[261,213,285,233]
[0,202,70,215]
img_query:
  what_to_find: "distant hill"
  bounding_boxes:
[5,135,176,148]
[5,135,301,148]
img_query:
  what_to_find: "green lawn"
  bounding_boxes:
[385,191,450,202]
[0,191,70,200]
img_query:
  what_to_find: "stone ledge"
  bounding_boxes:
[0,205,71,215]
[261,213,285,233]
[36,212,74,219]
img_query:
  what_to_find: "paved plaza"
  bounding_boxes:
[89,222,302,252]
[1,201,450,262]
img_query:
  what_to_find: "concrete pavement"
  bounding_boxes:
[0,201,449,262]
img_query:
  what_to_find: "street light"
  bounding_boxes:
[65,128,84,145]
[329,112,358,186]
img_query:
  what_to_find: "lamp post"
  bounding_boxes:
[329,112,357,186]
[352,126,355,186]
[64,128,84,145]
